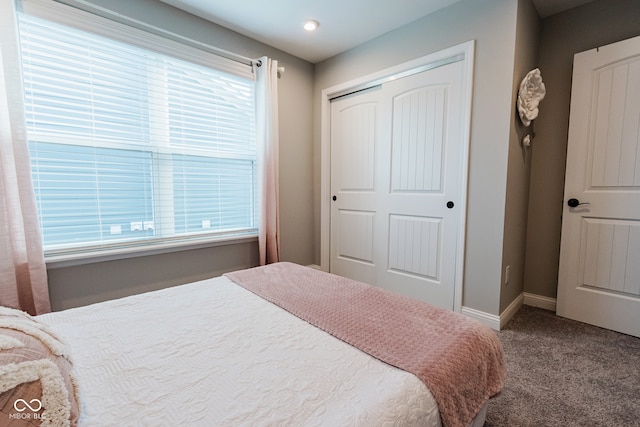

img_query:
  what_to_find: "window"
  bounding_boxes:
[17,12,257,256]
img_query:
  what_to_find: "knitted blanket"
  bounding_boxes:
[225,262,506,427]
[0,306,80,426]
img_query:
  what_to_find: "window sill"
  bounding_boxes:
[45,234,258,269]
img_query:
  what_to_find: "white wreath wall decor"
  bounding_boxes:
[517,68,546,127]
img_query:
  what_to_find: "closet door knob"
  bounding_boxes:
[446,201,454,209]
[332,195,337,201]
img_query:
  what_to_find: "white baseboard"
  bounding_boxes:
[462,293,556,331]
[461,293,524,331]
[523,292,557,312]
[461,306,501,330]
[306,264,322,270]
[499,293,524,329]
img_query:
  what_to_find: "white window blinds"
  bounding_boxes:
[17,12,257,255]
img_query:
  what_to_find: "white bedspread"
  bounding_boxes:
[37,276,441,426]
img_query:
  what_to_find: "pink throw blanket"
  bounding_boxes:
[225,262,506,427]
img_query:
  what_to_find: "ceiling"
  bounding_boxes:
[159,0,596,64]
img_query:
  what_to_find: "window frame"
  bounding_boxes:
[17,0,260,264]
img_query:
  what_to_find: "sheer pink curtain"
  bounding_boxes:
[0,4,51,315]
[255,56,280,265]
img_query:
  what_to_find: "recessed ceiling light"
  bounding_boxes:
[304,20,319,32]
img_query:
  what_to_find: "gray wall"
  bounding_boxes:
[500,0,540,312]
[49,241,258,310]
[523,0,640,300]
[46,0,315,311]
[314,0,519,315]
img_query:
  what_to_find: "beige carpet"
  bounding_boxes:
[484,305,640,427]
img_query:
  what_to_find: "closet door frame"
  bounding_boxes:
[320,40,475,312]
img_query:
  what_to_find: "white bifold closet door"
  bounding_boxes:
[330,60,465,310]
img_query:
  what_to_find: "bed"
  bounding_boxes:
[1,262,505,426]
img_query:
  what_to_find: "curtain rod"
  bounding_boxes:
[255,59,286,77]
[54,0,258,67]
